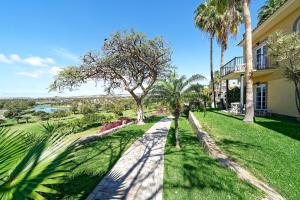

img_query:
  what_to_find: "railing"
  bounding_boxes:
[221,56,245,77]
[220,55,274,77]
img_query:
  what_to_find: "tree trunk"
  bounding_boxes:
[242,0,254,123]
[174,114,180,148]
[210,34,216,108]
[136,100,145,125]
[220,45,225,99]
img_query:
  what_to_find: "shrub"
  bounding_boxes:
[3,110,15,118]
[51,110,69,118]
[79,102,96,115]
[100,117,133,132]
[39,112,51,121]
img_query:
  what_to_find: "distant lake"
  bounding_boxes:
[33,105,69,113]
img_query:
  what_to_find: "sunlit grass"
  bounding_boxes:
[48,116,163,200]
[163,117,261,199]
[194,110,300,200]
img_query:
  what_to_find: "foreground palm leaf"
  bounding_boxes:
[0,124,76,200]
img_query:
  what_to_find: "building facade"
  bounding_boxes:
[221,0,300,117]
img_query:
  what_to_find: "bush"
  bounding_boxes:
[79,102,96,115]
[32,111,46,116]
[227,87,241,105]
[3,110,15,118]
[39,113,50,121]
[51,110,69,118]
[100,117,133,132]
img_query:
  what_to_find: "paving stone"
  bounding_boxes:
[86,117,173,200]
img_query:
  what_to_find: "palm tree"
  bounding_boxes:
[148,72,205,148]
[258,0,285,24]
[0,124,75,200]
[195,1,242,108]
[194,2,218,108]
[215,4,242,78]
[212,0,255,122]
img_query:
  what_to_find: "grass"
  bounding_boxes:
[163,117,262,200]
[194,110,300,200]
[49,116,163,200]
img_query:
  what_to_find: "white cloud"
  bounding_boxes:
[23,56,54,67]
[49,66,62,75]
[53,48,79,62]
[17,70,43,78]
[10,54,21,62]
[0,53,55,67]
[0,54,12,63]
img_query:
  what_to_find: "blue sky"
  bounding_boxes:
[0,0,264,97]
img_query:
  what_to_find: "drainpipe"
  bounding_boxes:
[240,74,245,113]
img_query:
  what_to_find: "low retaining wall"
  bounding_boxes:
[188,111,285,200]
[75,121,135,146]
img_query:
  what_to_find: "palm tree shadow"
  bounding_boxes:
[164,124,258,199]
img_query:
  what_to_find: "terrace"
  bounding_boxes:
[220,55,276,80]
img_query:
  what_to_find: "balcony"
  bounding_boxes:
[220,56,245,77]
[220,56,275,79]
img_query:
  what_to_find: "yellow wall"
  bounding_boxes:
[252,5,300,45]
[243,1,300,117]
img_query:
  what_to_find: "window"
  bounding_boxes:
[256,45,267,69]
[255,84,267,110]
[294,17,300,36]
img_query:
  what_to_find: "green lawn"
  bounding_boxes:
[49,116,163,200]
[194,110,300,200]
[163,117,262,200]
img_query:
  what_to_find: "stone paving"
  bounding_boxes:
[86,117,173,200]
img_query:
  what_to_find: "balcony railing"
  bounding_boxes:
[221,56,245,77]
[220,56,274,77]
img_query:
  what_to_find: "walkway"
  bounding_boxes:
[86,117,173,200]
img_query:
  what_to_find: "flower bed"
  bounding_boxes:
[100,117,134,132]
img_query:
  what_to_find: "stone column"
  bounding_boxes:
[240,74,245,113]
[226,80,229,110]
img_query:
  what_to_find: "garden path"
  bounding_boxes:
[86,117,173,200]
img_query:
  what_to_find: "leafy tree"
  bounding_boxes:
[185,83,206,110]
[0,119,5,126]
[79,102,96,115]
[50,30,171,124]
[258,0,285,24]
[51,110,69,118]
[148,72,205,148]
[0,124,75,199]
[212,0,255,122]
[267,31,300,115]
[70,102,78,114]
[39,112,51,121]
[227,87,241,105]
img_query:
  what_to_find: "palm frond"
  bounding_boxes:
[0,124,75,200]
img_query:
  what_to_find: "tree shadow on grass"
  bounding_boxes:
[210,110,244,121]
[216,139,264,167]
[164,123,259,199]
[48,117,163,200]
[211,110,300,141]
[255,115,300,141]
